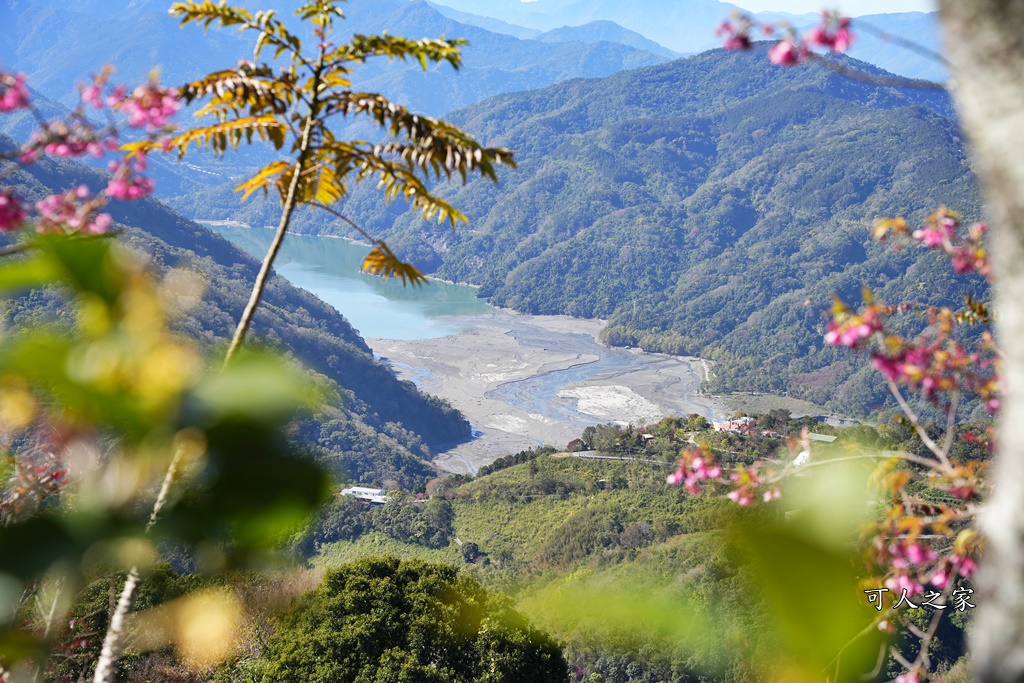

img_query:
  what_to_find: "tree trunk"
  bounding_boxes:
[223,114,316,366]
[936,2,1024,680]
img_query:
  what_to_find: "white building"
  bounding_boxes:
[341,486,388,504]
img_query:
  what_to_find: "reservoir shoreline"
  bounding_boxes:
[204,223,722,474]
[368,310,722,475]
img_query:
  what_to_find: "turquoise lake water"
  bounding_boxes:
[204,224,494,340]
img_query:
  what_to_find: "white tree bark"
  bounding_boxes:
[936,2,1024,680]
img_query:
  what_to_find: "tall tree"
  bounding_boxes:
[260,556,568,683]
[162,1,514,364]
[935,3,1024,680]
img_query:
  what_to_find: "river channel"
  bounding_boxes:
[207,224,719,472]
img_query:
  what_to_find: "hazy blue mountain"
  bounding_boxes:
[330,0,668,118]
[428,1,946,82]
[426,1,542,39]
[0,0,669,128]
[537,21,681,60]
[425,0,758,52]
[0,0,250,107]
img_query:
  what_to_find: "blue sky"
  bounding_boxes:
[731,0,934,14]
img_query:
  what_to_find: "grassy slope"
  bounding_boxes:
[315,453,735,587]
[312,454,752,680]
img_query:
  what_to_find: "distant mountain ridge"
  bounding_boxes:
[330,0,670,118]
[536,21,681,60]
[0,0,671,115]
[0,0,678,190]
[427,0,947,82]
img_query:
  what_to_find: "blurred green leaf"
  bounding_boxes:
[727,465,885,683]
[0,627,43,667]
[0,517,80,581]
[0,335,152,439]
[36,235,122,306]
[189,354,319,423]
[164,419,329,552]
[0,256,59,293]
[0,573,20,627]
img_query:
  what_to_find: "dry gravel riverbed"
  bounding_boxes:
[368,309,722,475]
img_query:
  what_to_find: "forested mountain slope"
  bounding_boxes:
[0,134,469,487]
[345,48,980,415]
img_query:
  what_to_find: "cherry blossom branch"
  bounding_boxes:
[718,11,945,90]
[886,380,953,471]
[940,392,960,460]
[805,53,946,90]
[90,569,138,683]
[91,434,187,683]
[855,21,949,67]
[1,65,185,683]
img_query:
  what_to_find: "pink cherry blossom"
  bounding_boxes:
[0,72,30,112]
[34,186,112,235]
[885,573,923,596]
[824,320,874,347]
[912,216,956,247]
[81,84,103,109]
[727,489,755,507]
[683,475,701,496]
[833,21,854,52]
[105,85,127,108]
[768,40,801,66]
[0,190,27,232]
[871,353,904,381]
[118,82,181,130]
[105,176,155,200]
[804,25,833,48]
[904,543,938,565]
[717,19,753,51]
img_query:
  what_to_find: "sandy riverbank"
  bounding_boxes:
[367,310,721,475]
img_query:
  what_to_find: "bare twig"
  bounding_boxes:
[887,380,953,470]
[890,645,915,670]
[0,243,29,257]
[940,392,960,460]
[861,642,889,680]
[856,21,950,67]
[912,583,954,669]
[91,442,185,683]
[90,569,139,683]
[806,53,946,90]
[310,201,376,243]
